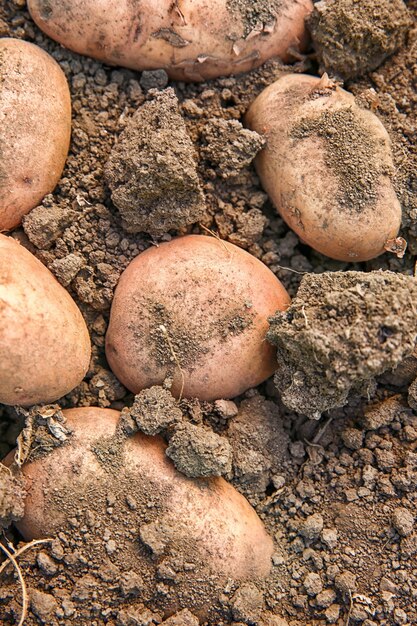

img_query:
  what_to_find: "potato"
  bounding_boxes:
[3,407,273,615]
[0,38,71,232]
[245,73,402,262]
[106,235,290,401]
[0,235,90,406]
[27,0,313,81]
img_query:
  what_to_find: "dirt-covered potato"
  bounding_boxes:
[3,408,273,616]
[27,0,313,81]
[246,73,402,262]
[106,235,290,400]
[0,235,90,406]
[0,38,71,232]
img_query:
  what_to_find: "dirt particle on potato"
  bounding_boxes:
[105,88,206,235]
[308,0,412,79]
[227,0,284,38]
[268,271,417,418]
[291,106,393,210]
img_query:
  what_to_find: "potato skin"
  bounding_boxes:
[106,235,290,401]
[27,0,313,81]
[3,407,273,582]
[0,38,71,232]
[245,73,402,262]
[0,235,91,406]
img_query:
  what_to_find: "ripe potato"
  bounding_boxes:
[0,38,71,232]
[106,235,290,401]
[27,0,313,81]
[3,408,273,606]
[246,73,402,262]
[0,235,90,406]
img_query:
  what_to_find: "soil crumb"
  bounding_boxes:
[121,386,183,436]
[307,0,412,79]
[200,118,265,179]
[227,0,284,37]
[291,105,394,210]
[268,271,417,419]
[166,421,233,477]
[228,395,290,500]
[105,88,205,235]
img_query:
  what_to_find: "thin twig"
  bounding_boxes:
[0,543,28,626]
[199,224,231,256]
[276,265,308,275]
[159,325,185,401]
[0,538,53,575]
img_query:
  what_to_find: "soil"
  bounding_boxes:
[1,0,417,625]
[104,88,206,236]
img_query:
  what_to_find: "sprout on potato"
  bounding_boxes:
[0,38,71,232]
[246,73,402,262]
[105,235,290,401]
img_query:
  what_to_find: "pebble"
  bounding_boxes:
[37,551,58,576]
[304,572,323,596]
[392,507,414,537]
[300,513,324,540]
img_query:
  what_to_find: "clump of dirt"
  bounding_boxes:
[166,421,233,477]
[200,118,265,178]
[291,104,394,210]
[0,465,25,528]
[307,0,412,79]
[227,0,284,37]
[105,88,206,235]
[227,395,291,500]
[268,271,417,418]
[121,386,183,436]
[22,199,76,249]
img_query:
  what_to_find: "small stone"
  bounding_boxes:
[393,608,408,625]
[140,69,168,91]
[30,589,58,622]
[325,604,340,624]
[62,598,76,618]
[290,441,306,459]
[345,488,359,502]
[321,528,338,549]
[304,572,323,596]
[49,253,85,287]
[316,589,336,608]
[214,399,238,419]
[335,571,357,596]
[341,428,364,450]
[161,609,199,625]
[37,552,58,576]
[392,507,414,537]
[231,583,264,623]
[380,577,398,594]
[106,539,117,555]
[300,513,324,540]
[120,571,144,597]
[375,448,396,471]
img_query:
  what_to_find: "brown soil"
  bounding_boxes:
[1,0,417,625]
